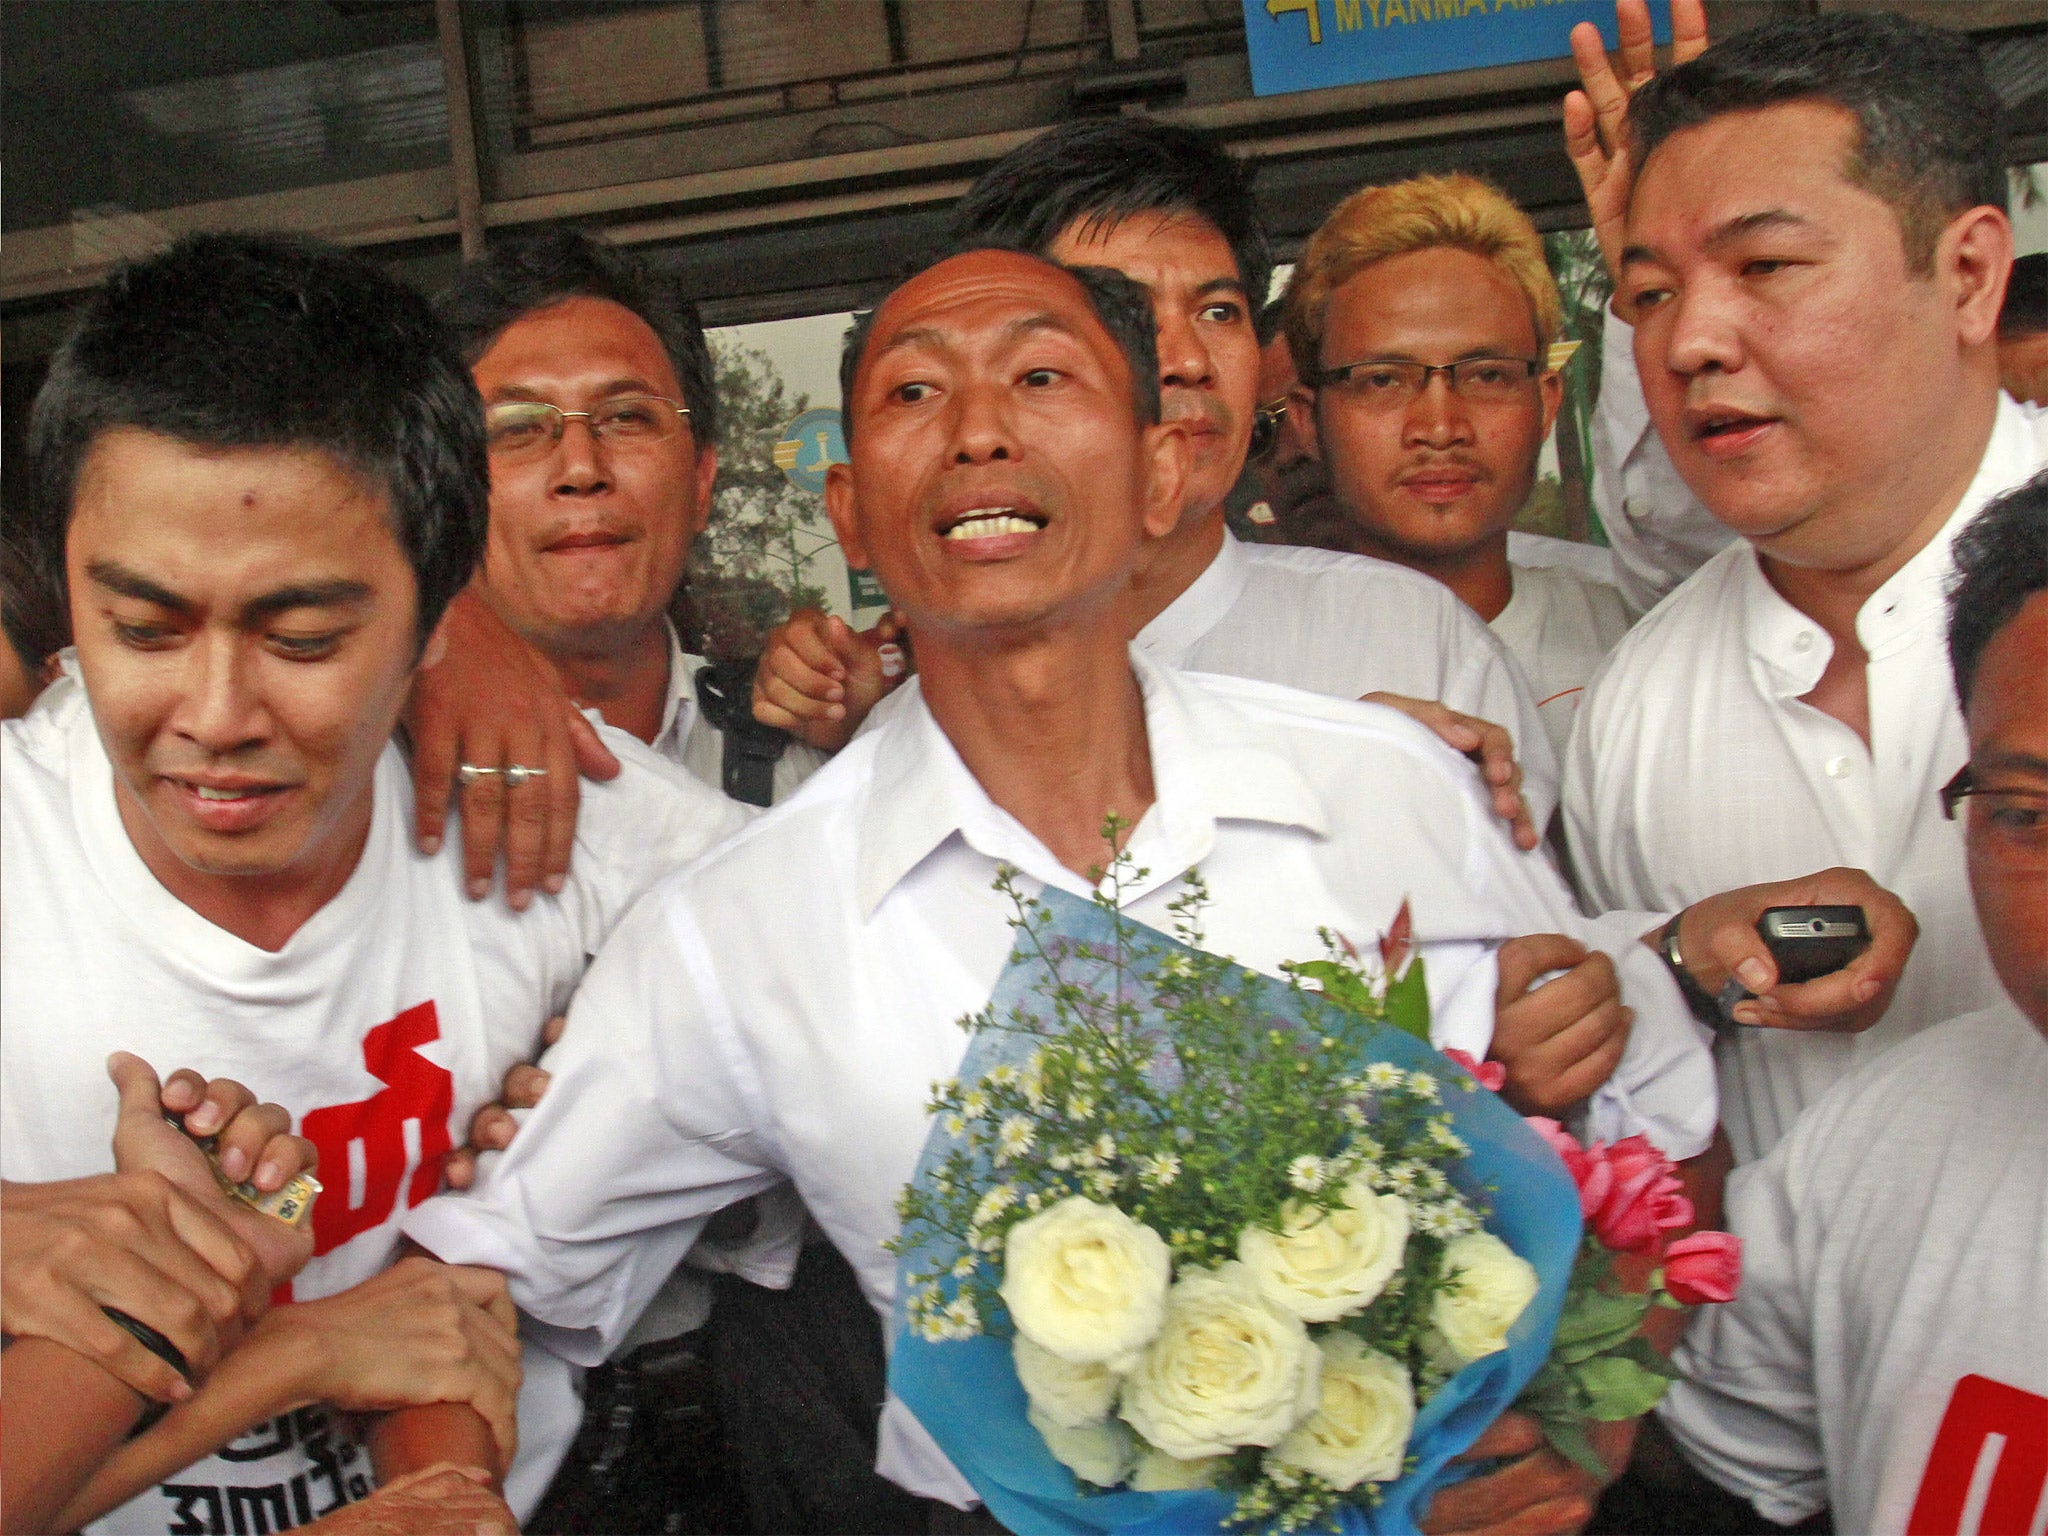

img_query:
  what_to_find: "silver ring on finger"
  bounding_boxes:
[503,764,550,789]
[456,763,503,786]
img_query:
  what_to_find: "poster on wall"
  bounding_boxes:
[1241,0,1670,98]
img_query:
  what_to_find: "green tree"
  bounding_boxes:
[1523,228,1614,547]
[675,336,840,659]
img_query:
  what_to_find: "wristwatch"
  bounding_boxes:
[1658,914,1725,1028]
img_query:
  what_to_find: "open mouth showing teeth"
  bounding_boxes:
[941,508,1046,541]
[187,784,274,801]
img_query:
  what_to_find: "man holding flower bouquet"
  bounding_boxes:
[405,247,1721,1529]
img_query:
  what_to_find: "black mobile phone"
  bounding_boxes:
[1757,906,1872,983]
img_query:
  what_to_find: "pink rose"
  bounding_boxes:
[1662,1231,1742,1304]
[1591,1137,1694,1257]
[1442,1048,1507,1093]
[1524,1118,1614,1221]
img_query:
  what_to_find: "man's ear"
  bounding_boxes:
[1943,204,2015,349]
[1289,384,1324,462]
[1537,368,1565,441]
[686,447,720,544]
[1139,418,1192,540]
[823,460,870,570]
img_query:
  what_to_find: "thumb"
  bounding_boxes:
[108,1050,166,1122]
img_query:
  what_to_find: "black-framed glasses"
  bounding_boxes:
[485,395,690,463]
[1312,356,1542,409]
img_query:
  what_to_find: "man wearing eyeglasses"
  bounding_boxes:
[439,229,821,809]
[1280,173,1633,764]
[1615,474,2048,1534]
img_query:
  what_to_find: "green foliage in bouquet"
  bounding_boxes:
[888,832,1527,1531]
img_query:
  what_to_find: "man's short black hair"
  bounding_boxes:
[1950,471,2048,709]
[837,252,1160,444]
[949,119,1272,323]
[1627,10,2008,275]
[26,232,487,642]
[437,228,721,448]
[2001,253,2048,339]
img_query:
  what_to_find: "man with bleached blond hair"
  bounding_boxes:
[1281,172,1631,761]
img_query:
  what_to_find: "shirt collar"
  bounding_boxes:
[1133,529,1252,668]
[652,619,698,760]
[853,648,1330,918]
[1740,393,2042,692]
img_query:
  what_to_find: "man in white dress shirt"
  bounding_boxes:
[1279,172,1634,764]
[1558,10,2036,1166]
[407,247,1721,1531]
[1629,473,2048,1533]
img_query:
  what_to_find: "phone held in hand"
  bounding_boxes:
[1757,905,1872,983]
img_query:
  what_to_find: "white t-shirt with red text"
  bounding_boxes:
[0,669,745,1534]
[1659,999,2048,1532]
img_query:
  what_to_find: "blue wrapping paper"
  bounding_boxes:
[890,888,1583,1534]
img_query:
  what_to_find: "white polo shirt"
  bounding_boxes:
[1589,309,1738,615]
[1658,999,2048,1533]
[405,651,1715,1507]
[1563,395,2045,1163]
[1134,531,1559,827]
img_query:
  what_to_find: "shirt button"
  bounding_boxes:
[1825,755,1853,778]
[1794,631,1815,653]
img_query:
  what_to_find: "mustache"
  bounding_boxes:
[532,514,638,546]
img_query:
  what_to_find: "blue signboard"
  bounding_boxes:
[773,407,847,495]
[1242,0,1668,98]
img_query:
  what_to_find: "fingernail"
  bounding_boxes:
[533,1070,552,1093]
[168,1378,194,1402]
[544,873,566,895]
[1856,977,1880,1001]
[468,877,490,900]
[1736,958,1771,990]
[187,1102,221,1133]
[254,1160,282,1190]
[420,834,442,855]
[509,888,532,913]
[220,1146,250,1181]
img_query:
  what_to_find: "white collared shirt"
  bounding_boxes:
[1563,394,2046,1164]
[650,621,825,803]
[1134,532,1560,827]
[406,652,1714,1505]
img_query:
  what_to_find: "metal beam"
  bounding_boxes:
[436,0,488,260]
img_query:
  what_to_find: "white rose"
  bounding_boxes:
[1128,1446,1225,1491]
[1028,1403,1136,1488]
[1001,1197,1171,1367]
[1119,1263,1321,1459]
[1268,1332,1415,1490]
[1432,1232,1539,1364]
[1014,1335,1122,1428]
[1237,1178,1410,1323]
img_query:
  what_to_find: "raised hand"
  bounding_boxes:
[1562,0,1710,311]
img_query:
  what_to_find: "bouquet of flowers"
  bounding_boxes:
[888,866,1582,1534]
[1512,1120,1742,1476]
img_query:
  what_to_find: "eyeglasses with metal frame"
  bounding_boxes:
[485,395,691,462]
[1311,356,1543,408]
